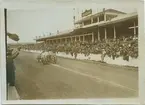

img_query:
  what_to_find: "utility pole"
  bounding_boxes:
[73,8,76,27]
[77,8,79,20]
[35,36,37,43]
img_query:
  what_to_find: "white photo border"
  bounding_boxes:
[0,0,144,104]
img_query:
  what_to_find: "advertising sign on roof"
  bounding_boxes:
[82,9,92,17]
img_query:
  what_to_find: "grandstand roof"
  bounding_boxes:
[8,42,36,46]
[79,12,137,29]
[36,29,73,41]
[99,12,137,26]
[75,9,126,24]
[36,12,137,42]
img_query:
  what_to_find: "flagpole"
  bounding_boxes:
[4,8,8,100]
[73,8,76,27]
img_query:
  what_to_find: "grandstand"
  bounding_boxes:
[20,8,138,65]
[35,8,138,44]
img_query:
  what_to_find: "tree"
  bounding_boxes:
[7,33,20,41]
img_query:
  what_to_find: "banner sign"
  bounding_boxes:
[82,9,92,17]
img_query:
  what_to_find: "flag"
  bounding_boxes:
[7,33,19,41]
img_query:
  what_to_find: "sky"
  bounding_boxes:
[7,1,139,44]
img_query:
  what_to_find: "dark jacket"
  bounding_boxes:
[6,51,19,84]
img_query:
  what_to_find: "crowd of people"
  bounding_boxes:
[23,36,138,62]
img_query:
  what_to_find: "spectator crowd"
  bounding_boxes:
[22,36,138,62]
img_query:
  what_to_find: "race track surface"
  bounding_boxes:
[14,51,138,99]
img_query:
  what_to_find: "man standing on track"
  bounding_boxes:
[101,49,106,62]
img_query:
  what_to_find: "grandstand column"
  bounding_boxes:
[52,40,53,44]
[59,39,60,44]
[53,40,55,44]
[113,26,116,39]
[97,16,100,22]
[104,13,106,21]
[82,22,84,26]
[53,40,54,44]
[47,39,50,44]
[91,17,93,23]
[65,38,67,43]
[71,37,73,42]
[48,40,50,44]
[54,39,55,44]
[104,27,107,40]
[57,39,59,44]
[75,36,77,42]
[98,28,100,41]
[46,39,48,44]
[79,36,81,41]
[92,32,94,42]
[83,35,85,42]
[60,38,62,44]
[43,41,45,48]
[49,40,51,44]
[133,21,136,36]
[52,40,54,44]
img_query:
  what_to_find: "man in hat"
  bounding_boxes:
[6,47,19,86]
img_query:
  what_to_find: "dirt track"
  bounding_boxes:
[14,51,138,99]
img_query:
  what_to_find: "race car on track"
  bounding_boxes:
[37,50,57,65]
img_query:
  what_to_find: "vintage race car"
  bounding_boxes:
[37,51,57,64]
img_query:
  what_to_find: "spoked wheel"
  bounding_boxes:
[54,56,57,64]
[52,56,57,64]
[42,57,48,65]
[46,55,51,64]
